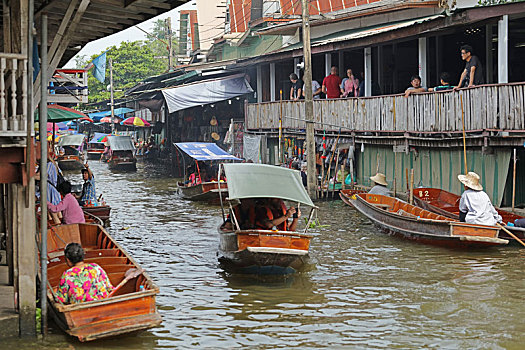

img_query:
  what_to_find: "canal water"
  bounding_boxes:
[6,161,525,349]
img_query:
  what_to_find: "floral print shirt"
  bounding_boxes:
[56,263,113,304]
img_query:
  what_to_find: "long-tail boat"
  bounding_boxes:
[346,193,508,248]
[86,132,108,160]
[413,187,525,244]
[174,142,240,202]
[107,135,137,171]
[217,163,317,274]
[82,204,111,224]
[57,134,86,171]
[339,189,367,207]
[43,223,161,341]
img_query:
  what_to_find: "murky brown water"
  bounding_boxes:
[5,161,525,349]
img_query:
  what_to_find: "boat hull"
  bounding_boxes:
[349,193,507,248]
[43,223,161,341]
[218,228,311,275]
[82,205,111,222]
[58,158,84,171]
[178,182,228,202]
[339,189,367,207]
[108,159,137,171]
[413,187,525,245]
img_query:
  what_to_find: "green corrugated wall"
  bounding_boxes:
[356,145,512,206]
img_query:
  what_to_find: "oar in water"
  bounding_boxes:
[108,268,143,297]
[496,223,525,248]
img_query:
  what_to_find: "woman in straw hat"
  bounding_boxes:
[368,173,390,196]
[458,172,502,226]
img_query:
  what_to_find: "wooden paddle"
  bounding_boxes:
[496,223,525,248]
[108,268,143,297]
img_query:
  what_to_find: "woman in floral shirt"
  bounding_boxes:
[56,243,113,304]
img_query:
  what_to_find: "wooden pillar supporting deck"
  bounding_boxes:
[256,65,262,103]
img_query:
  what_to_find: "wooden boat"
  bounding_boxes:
[177,181,228,201]
[217,163,317,274]
[82,205,111,223]
[347,193,508,248]
[87,133,108,160]
[57,134,86,171]
[107,136,137,171]
[43,223,161,341]
[174,142,240,202]
[413,187,525,244]
[339,189,367,207]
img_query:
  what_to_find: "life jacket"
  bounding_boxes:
[256,200,288,231]
[232,204,256,229]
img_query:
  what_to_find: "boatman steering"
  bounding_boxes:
[458,172,502,226]
[368,173,390,196]
[75,163,97,206]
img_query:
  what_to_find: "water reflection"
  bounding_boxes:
[6,162,525,349]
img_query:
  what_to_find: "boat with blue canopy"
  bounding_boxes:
[174,142,241,201]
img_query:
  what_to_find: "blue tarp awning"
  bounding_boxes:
[175,142,241,161]
[88,132,109,144]
[88,108,134,121]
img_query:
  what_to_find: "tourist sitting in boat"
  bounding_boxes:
[47,181,86,225]
[75,163,96,206]
[55,243,113,304]
[368,173,390,196]
[256,198,301,231]
[458,172,502,226]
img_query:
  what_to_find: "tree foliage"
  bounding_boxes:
[86,40,166,103]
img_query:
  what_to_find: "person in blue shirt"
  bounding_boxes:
[75,163,96,205]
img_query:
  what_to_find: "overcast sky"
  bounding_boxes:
[64,2,196,68]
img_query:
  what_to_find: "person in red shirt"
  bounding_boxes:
[322,66,342,99]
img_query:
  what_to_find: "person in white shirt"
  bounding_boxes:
[458,172,502,226]
[368,173,390,196]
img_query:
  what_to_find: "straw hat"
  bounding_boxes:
[211,132,220,141]
[458,172,483,191]
[370,173,387,186]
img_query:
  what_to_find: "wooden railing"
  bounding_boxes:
[246,83,525,133]
[0,53,28,135]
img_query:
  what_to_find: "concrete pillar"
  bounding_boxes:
[269,63,276,101]
[325,53,332,76]
[498,15,508,83]
[418,37,427,87]
[364,47,372,97]
[256,65,263,103]
[485,24,493,83]
[15,181,36,336]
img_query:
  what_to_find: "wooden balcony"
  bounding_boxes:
[0,53,28,137]
[246,83,525,136]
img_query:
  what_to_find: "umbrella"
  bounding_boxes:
[47,122,59,131]
[78,117,94,123]
[121,116,150,127]
[100,116,121,123]
[97,135,108,142]
[35,105,88,122]
[57,122,68,130]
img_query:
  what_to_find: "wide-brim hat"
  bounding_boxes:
[458,172,483,191]
[370,173,387,186]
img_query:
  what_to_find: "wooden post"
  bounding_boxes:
[332,149,340,198]
[460,94,468,174]
[110,57,115,134]
[166,17,172,70]
[512,148,517,212]
[409,168,414,205]
[39,13,49,336]
[302,0,316,198]
[278,89,282,164]
[405,168,409,193]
